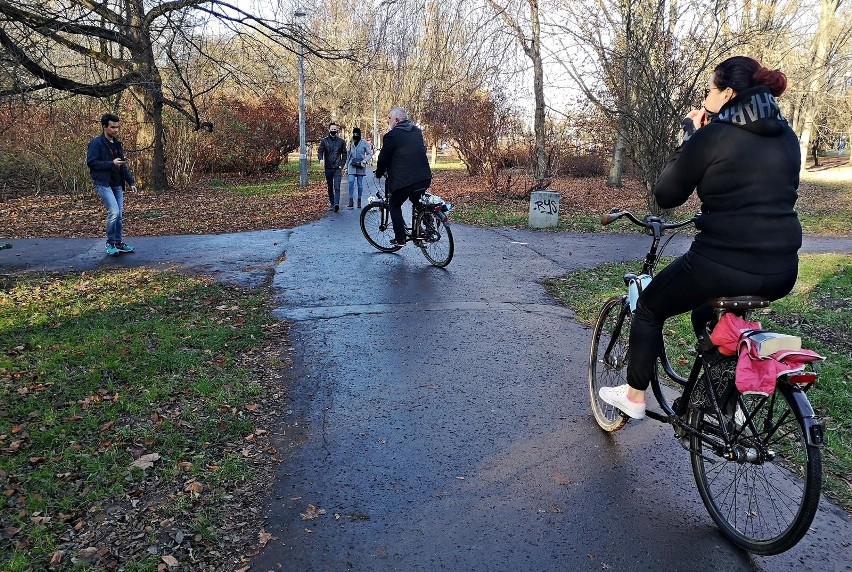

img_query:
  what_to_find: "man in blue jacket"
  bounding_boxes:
[87,113,138,256]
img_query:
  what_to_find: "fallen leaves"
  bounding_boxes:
[184,481,204,495]
[300,504,327,521]
[0,180,328,239]
[128,452,161,471]
[0,272,292,572]
[258,529,274,547]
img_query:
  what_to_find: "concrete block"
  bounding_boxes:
[528,190,560,228]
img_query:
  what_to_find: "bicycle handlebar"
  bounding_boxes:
[601,208,697,231]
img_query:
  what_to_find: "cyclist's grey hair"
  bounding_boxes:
[389,107,409,121]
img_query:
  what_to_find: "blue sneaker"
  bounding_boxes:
[106,243,120,256]
[116,242,135,253]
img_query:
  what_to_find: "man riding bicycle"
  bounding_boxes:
[374,107,432,247]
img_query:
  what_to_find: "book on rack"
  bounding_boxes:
[744,331,802,358]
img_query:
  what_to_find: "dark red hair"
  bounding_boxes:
[713,56,788,97]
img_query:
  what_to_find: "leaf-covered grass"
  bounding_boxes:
[545,253,852,511]
[0,269,286,570]
[436,161,852,236]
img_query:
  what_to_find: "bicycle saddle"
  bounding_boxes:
[707,296,771,309]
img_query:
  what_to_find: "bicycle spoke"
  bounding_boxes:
[588,297,630,432]
[690,386,821,554]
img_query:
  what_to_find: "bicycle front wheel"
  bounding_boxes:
[588,296,630,431]
[689,384,822,554]
[360,203,402,252]
[417,212,454,267]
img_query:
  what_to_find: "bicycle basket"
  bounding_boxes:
[689,349,739,412]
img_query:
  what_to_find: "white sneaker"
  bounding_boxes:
[599,384,646,419]
[734,405,747,427]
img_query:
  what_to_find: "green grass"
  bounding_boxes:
[545,253,852,510]
[451,167,851,234]
[450,201,609,233]
[0,269,278,570]
[225,177,315,196]
[799,212,852,235]
[431,157,467,171]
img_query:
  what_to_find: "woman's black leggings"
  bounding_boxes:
[627,250,798,391]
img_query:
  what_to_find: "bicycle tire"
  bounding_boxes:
[417,212,454,267]
[689,384,822,554]
[360,203,402,253]
[588,295,630,431]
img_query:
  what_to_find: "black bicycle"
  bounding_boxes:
[359,188,454,268]
[589,208,824,555]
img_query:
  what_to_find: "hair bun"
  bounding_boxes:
[754,66,788,97]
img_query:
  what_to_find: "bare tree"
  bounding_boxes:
[485,0,549,189]
[545,0,784,206]
[0,0,346,190]
[788,0,851,167]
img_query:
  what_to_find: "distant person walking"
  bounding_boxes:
[86,113,137,256]
[346,127,372,208]
[317,122,347,212]
[374,107,432,247]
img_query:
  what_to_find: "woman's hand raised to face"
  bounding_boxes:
[687,108,708,130]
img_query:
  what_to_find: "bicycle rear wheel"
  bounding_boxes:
[588,296,630,431]
[689,384,822,554]
[417,212,454,267]
[360,203,402,252]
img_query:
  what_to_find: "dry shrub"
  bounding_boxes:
[198,93,329,176]
[552,154,609,178]
[163,114,203,189]
[0,101,106,199]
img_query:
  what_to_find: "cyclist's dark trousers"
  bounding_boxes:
[389,183,427,242]
[325,168,342,206]
[627,250,798,392]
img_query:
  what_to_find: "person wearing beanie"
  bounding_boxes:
[346,127,372,208]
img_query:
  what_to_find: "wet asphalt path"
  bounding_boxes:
[251,194,852,571]
[3,196,852,571]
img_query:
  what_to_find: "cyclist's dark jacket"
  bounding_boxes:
[317,134,347,170]
[374,119,432,193]
[654,86,801,274]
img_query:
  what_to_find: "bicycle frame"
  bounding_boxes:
[601,210,695,417]
[592,208,824,555]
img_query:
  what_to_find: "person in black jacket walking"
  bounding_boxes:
[374,107,432,246]
[86,113,138,256]
[599,56,803,420]
[318,122,347,212]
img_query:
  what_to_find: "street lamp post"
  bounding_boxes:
[295,11,308,187]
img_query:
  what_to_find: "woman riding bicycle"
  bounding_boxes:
[599,56,802,420]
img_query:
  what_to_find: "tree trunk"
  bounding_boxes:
[530,0,547,188]
[608,123,627,187]
[127,7,168,191]
[811,134,820,167]
[130,85,167,190]
[798,0,838,170]
[847,129,851,166]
